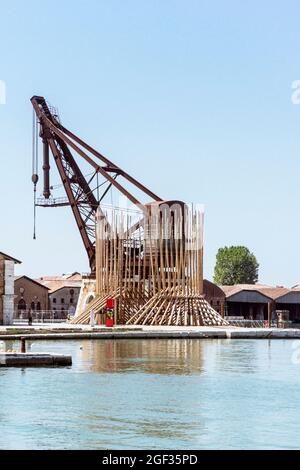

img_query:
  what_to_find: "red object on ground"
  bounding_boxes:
[106,319,114,327]
[106,298,115,309]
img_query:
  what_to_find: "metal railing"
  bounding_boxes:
[36,197,70,207]
[225,319,278,328]
[14,310,68,324]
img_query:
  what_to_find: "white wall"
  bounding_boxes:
[3,260,15,325]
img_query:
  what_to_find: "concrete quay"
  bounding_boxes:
[0,352,72,367]
[0,324,300,340]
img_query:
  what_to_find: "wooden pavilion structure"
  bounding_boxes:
[73,202,227,326]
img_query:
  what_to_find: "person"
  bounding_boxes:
[90,308,95,328]
[28,309,33,326]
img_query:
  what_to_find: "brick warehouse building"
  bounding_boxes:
[14,276,49,318]
[222,284,300,322]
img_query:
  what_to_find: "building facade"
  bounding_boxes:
[14,276,49,318]
[38,273,82,318]
[221,284,300,321]
[48,286,81,318]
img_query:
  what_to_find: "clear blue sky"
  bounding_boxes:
[1,0,300,286]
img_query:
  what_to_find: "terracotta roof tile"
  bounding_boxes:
[220,284,271,297]
[36,274,82,293]
[220,284,290,300]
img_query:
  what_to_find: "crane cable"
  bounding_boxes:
[32,110,39,240]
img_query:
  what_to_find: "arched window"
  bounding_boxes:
[31,301,35,311]
[18,299,26,312]
[36,302,41,311]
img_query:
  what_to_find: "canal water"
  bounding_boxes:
[0,338,300,450]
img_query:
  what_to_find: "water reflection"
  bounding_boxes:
[0,339,36,354]
[0,339,300,449]
[79,339,205,375]
[0,340,15,352]
[206,339,260,374]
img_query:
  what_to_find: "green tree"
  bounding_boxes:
[213,246,259,285]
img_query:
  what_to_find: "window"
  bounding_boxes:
[70,298,74,304]
[53,298,57,304]
[36,302,41,311]
[70,289,74,296]
[31,301,35,311]
[18,299,26,312]
[61,298,65,304]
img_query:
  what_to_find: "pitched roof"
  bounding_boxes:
[0,251,21,264]
[38,272,81,282]
[221,284,271,297]
[220,284,290,301]
[36,274,82,293]
[291,285,300,292]
[258,287,290,300]
[14,275,50,290]
[45,283,82,294]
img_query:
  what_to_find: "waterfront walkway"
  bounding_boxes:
[0,324,300,339]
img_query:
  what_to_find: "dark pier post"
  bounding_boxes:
[20,337,26,353]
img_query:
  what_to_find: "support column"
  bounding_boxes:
[268,302,272,327]
[249,305,253,320]
[0,255,20,326]
[3,260,15,325]
[260,304,264,321]
[220,301,225,318]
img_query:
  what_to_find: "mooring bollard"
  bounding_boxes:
[20,337,26,353]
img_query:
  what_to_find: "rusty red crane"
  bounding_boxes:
[31,96,162,273]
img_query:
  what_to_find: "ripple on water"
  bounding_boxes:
[0,338,300,449]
